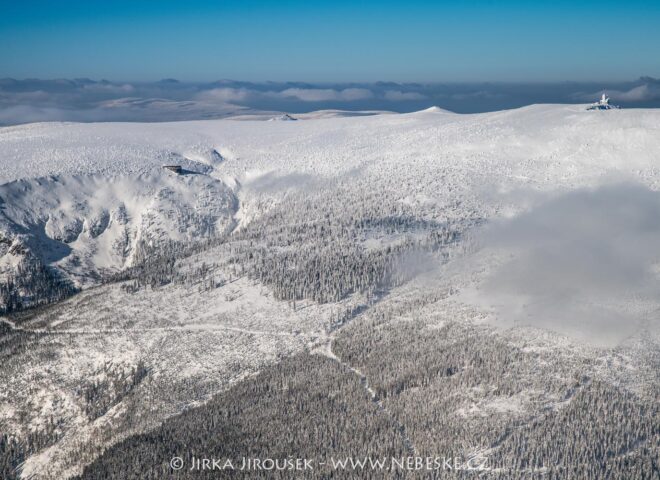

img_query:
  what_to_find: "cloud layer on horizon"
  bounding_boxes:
[1,77,660,125]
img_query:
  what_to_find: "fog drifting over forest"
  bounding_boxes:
[474,183,660,346]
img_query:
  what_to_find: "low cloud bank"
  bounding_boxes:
[2,77,660,125]
[574,77,660,103]
[474,183,660,346]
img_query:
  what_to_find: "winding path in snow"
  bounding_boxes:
[314,339,418,455]
[0,316,311,338]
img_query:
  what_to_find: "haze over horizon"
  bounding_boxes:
[1,76,660,125]
[3,1,660,124]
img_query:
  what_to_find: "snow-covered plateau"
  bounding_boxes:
[1,105,658,479]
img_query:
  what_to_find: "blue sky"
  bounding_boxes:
[1,0,659,82]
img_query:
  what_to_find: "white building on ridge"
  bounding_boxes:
[587,93,619,110]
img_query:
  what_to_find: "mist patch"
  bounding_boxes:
[472,182,660,346]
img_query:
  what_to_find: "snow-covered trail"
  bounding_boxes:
[0,316,316,338]
[314,339,417,455]
[0,317,17,330]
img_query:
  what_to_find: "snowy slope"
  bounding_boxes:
[2,105,660,290]
[1,105,660,479]
[0,171,237,285]
[2,104,658,184]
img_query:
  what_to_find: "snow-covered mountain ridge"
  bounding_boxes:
[2,104,659,184]
[1,105,660,294]
[1,105,659,479]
